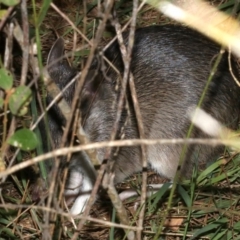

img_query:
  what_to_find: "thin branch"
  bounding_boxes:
[0,137,230,179]
[20,0,29,85]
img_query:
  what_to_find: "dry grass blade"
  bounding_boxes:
[1,0,240,240]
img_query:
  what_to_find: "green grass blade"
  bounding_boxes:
[37,0,51,26]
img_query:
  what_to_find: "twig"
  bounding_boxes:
[106,175,135,240]
[50,3,92,46]
[0,138,230,179]
[20,0,29,85]
[71,0,117,238]
[0,203,143,231]
[126,0,148,238]
[0,6,15,31]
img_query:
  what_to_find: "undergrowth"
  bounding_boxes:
[0,0,240,239]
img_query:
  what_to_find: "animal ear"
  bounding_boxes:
[47,38,77,105]
[47,37,76,84]
[47,38,76,90]
[47,37,65,66]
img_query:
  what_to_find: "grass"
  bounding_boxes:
[1,0,240,239]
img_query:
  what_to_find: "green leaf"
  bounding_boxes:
[0,227,16,238]
[0,10,8,19]
[74,49,91,57]
[190,219,228,240]
[197,159,224,184]
[177,185,191,208]
[0,68,13,90]
[148,183,171,212]
[0,0,20,7]
[227,230,233,240]
[7,128,39,151]
[9,86,32,116]
[233,221,240,232]
[191,209,216,217]
[208,168,239,185]
[210,229,227,240]
[190,224,219,239]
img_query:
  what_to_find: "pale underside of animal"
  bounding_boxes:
[45,25,240,215]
